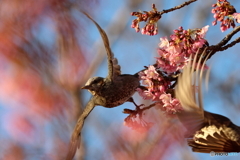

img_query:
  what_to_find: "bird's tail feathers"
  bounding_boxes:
[188,124,240,152]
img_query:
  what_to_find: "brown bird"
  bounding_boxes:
[175,51,240,153]
[66,13,140,160]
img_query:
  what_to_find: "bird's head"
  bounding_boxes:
[81,77,104,95]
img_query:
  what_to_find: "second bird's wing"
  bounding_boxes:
[175,50,209,137]
[83,12,121,81]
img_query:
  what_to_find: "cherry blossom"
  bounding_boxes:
[211,0,237,32]
[131,4,161,36]
[156,26,209,73]
[159,93,182,114]
[233,13,240,23]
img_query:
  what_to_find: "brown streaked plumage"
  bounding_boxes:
[175,50,240,153]
[66,13,140,160]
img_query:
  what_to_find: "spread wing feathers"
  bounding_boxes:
[175,50,209,137]
[188,124,240,152]
[83,12,121,81]
[66,97,96,160]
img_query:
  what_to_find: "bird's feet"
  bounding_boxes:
[123,99,154,132]
[123,97,145,117]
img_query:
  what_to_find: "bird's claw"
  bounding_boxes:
[123,103,145,118]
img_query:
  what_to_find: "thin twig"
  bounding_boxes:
[159,0,197,15]
[220,37,240,51]
[141,102,158,112]
[207,26,240,59]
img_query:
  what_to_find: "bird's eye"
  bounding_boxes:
[93,79,103,85]
[97,80,103,85]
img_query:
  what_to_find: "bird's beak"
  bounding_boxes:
[81,85,91,90]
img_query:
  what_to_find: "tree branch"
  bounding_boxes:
[207,26,240,59]
[159,0,197,15]
[208,26,240,51]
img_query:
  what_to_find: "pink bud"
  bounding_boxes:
[212,20,217,26]
[211,9,216,13]
[220,25,227,32]
[173,30,178,33]
[141,28,146,34]
[131,12,136,16]
[135,27,140,32]
[152,3,155,8]
[212,4,217,7]
[179,26,183,30]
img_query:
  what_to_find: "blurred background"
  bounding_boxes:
[0,0,239,160]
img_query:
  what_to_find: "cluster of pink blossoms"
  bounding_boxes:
[127,5,212,130]
[159,93,182,115]
[136,25,209,116]
[123,25,210,131]
[124,64,182,130]
[137,65,182,115]
[137,65,169,101]
[131,4,161,36]
[212,0,240,32]
[157,25,209,74]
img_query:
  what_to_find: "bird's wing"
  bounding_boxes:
[66,97,96,160]
[83,12,121,81]
[175,50,209,137]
